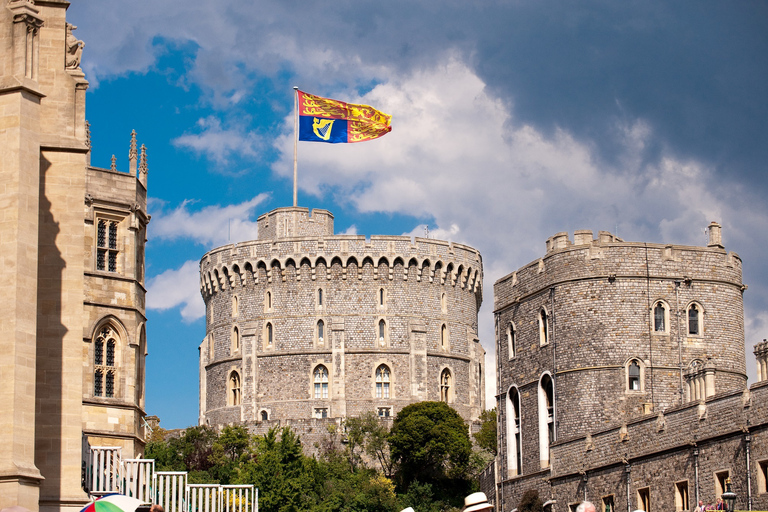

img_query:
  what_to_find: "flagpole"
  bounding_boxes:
[293,86,299,207]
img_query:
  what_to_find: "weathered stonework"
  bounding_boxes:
[0,3,149,510]
[199,207,486,430]
[487,226,766,512]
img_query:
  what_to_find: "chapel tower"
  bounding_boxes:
[0,2,150,510]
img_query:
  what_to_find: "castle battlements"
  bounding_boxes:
[200,208,483,302]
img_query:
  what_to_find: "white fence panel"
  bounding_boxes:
[123,459,155,502]
[188,484,220,512]
[89,446,122,494]
[155,471,187,512]
[222,485,255,512]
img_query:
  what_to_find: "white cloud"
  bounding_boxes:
[150,194,269,247]
[146,260,205,321]
[173,116,264,166]
[269,59,768,398]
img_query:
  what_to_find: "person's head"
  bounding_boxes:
[462,492,494,512]
[576,502,596,512]
[150,505,164,512]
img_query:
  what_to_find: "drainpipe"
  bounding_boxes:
[745,432,752,510]
[675,281,683,405]
[550,286,557,441]
[625,462,632,512]
[694,446,700,507]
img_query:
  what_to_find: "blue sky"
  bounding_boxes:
[68,1,768,429]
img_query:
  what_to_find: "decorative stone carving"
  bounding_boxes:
[65,24,84,69]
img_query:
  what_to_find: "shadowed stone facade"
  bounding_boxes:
[1,2,149,509]
[199,207,486,429]
[485,224,768,512]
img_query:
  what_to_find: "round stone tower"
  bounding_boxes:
[494,223,746,476]
[199,207,485,427]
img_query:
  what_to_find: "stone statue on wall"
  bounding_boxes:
[65,23,84,69]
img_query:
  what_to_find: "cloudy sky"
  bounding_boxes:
[67,1,768,429]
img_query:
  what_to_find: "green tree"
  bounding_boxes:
[473,408,497,455]
[344,412,394,477]
[209,424,251,484]
[236,426,321,512]
[388,401,473,501]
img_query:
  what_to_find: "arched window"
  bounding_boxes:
[378,319,387,347]
[628,359,641,391]
[379,288,385,307]
[539,308,549,346]
[317,288,323,306]
[94,325,118,398]
[317,320,325,346]
[538,374,555,468]
[441,324,448,349]
[688,303,702,335]
[261,410,269,421]
[232,295,238,317]
[314,365,329,399]
[506,387,522,477]
[228,371,241,406]
[266,290,272,310]
[507,323,516,359]
[376,365,391,398]
[232,326,240,352]
[654,301,667,332]
[441,292,447,313]
[440,368,452,402]
[266,322,273,347]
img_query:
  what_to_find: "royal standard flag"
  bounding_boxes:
[297,90,392,143]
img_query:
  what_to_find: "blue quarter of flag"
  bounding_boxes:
[298,116,349,143]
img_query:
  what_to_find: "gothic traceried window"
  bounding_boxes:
[376,364,390,398]
[94,325,117,398]
[440,368,452,402]
[314,365,329,399]
[228,371,241,406]
[96,219,119,272]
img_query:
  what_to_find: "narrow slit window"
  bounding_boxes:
[654,302,666,332]
[688,304,699,335]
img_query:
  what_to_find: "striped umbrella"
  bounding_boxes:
[80,494,142,512]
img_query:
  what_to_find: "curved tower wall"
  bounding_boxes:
[494,225,745,477]
[199,207,485,426]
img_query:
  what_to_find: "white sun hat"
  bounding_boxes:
[463,492,494,512]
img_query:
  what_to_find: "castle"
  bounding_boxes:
[198,207,486,429]
[1,2,149,510]
[483,224,768,512]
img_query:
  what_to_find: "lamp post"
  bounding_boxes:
[722,478,737,512]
